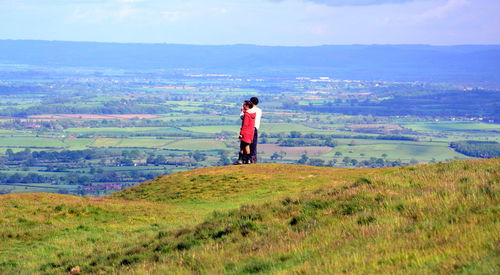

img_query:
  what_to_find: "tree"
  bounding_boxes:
[308,158,325,166]
[146,155,156,164]
[217,151,231,166]
[7,173,22,184]
[0,186,14,194]
[270,151,286,161]
[335,151,343,157]
[192,151,206,162]
[119,158,134,166]
[375,158,385,167]
[342,157,352,165]
[324,137,337,147]
[78,175,91,185]
[297,153,309,165]
[289,131,302,138]
[129,150,141,159]
[154,155,167,165]
[270,152,281,160]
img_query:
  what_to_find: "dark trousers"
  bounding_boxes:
[250,128,258,163]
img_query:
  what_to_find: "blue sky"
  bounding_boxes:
[0,0,498,45]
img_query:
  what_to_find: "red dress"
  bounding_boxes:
[240,111,256,144]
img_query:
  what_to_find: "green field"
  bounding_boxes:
[62,138,96,150]
[329,143,463,161]
[155,113,199,119]
[181,123,323,134]
[170,106,204,112]
[91,137,234,151]
[65,127,188,136]
[0,184,76,193]
[165,139,229,150]
[92,138,173,148]
[0,137,66,148]
[405,121,500,132]
[163,101,204,106]
[0,129,15,134]
[322,139,465,161]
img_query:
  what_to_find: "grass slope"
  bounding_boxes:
[0,159,499,274]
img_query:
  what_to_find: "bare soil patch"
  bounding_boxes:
[27,114,160,120]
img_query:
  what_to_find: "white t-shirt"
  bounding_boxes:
[240,106,262,130]
[253,106,262,130]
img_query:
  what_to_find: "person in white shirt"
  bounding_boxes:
[249,97,262,163]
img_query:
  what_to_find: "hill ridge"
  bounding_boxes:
[1,40,500,82]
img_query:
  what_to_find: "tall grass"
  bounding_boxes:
[0,159,498,274]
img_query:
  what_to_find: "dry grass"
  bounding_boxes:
[0,159,498,274]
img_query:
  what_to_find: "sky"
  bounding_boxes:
[0,0,499,46]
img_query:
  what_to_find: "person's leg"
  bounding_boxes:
[234,142,245,165]
[250,128,258,163]
[244,144,251,163]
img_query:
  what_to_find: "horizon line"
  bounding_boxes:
[1,39,499,48]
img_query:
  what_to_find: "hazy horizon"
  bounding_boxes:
[2,39,500,48]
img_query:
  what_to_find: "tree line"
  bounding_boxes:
[450,141,500,158]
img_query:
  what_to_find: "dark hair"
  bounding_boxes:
[244,100,254,108]
[250,97,259,105]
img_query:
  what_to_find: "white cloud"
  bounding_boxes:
[211,7,228,15]
[115,6,137,21]
[416,0,469,22]
[269,0,417,6]
[116,0,143,3]
[69,7,107,23]
[159,10,196,22]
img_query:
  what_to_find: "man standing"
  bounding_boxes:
[249,97,262,163]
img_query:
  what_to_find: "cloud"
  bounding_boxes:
[64,0,202,25]
[117,0,143,3]
[269,0,416,6]
[159,10,197,22]
[415,0,469,21]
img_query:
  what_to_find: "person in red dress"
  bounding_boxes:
[237,100,256,164]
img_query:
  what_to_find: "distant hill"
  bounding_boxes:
[0,158,499,274]
[1,40,500,82]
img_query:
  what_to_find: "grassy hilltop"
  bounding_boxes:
[0,159,499,274]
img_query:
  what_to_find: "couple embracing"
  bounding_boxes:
[234,97,262,165]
